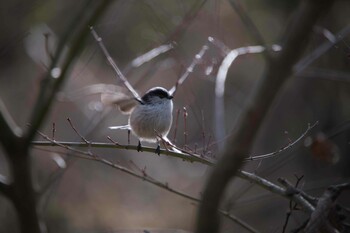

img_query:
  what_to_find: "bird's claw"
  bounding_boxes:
[137,141,143,152]
[155,145,161,155]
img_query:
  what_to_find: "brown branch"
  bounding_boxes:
[304,183,350,233]
[294,24,350,74]
[0,1,114,233]
[32,118,313,166]
[278,177,318,206]
[33,132,258,233]
[32,138,318,215]
[24,0,114,145]
[245,121,318,162]
[238,172,315,213]
[90,26,143,103]
[0,175,13,200]
[228,0,269,59]
[281,176,304,233]
[195,0,335,232]
[32,140,214,165]
[0,98,22,151]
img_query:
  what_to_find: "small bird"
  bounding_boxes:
[102,86,174,154]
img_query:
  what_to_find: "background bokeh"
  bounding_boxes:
[0,0,350,232]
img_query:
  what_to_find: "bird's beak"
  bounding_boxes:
[168,95,174,99]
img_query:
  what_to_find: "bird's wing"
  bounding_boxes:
[101,86,138,114]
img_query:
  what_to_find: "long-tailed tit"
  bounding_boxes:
[90,27,208,154]
[103,86,174,154]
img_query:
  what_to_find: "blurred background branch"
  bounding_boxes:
[0,0,349,232]
[196,0,335,232]
[25,0,114,145]
[0,0,114,233]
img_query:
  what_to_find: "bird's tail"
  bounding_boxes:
[109,125,131,130]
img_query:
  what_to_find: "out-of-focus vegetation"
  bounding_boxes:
[0,0,350,232]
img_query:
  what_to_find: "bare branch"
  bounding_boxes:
[67,118,90,145]
[228,0,269,59]
[294,24,350,74]
[169,45,209,96]
[0,174,13,200]
[277,177,318,206]
[196,0,335,232]
[33,132,257,232]
[281,175,304,233]
[90,26,143,103]
[212,40,281,98]
[238,172,315,213]
[0,98,22,151]
[218,210,260,233]
[209,37,281,147]
[298,67,350,83]
[32,123,317,214]
[304,183,350,232]
[32,140,213,165]
[129,43,174,69]
[277,178,315,212]
[245,121,318,162]
[25,0,114,145]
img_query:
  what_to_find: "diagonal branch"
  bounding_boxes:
[24,0,114,146]
[196,0,335,233]
[32,132,258,233]
[294,24,350,74]
[90,27,143,103]
[304,183,350,232]
[0,98,22,151]
[0,174,13,200]
[228,0,270,59]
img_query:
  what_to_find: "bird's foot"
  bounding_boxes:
[137,141,143,152]
[155,144,161,155]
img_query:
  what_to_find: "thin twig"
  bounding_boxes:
[90,26,142,103]
[172,108,181,143]
[32,140,212,165]
[129,43,174,69]
[33,131,257,232]
[25,0,114,145]
[0,175,13,200]
[169,45,209,96]
[32,138,317,214]
[219,210,260,233]
[212,40,281,98]
[282,175,304,233]
[183,107,188,147]
[228,0,269,59]
[201,110,206,155]
[52,122,56,141]
[245,122,318,162]
[32,121,315,165]
[209,37,281,151]
[277,178,315,212]
[0,98,22,149]
[43,32,54,61]
[66,118,90,144]
[294,24,350,74]
[106,136,120,146]
[196,0,333,231]
[278,177,318,206]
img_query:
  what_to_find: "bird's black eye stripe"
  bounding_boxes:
[150,89,168,98]
[141,88,171,103]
